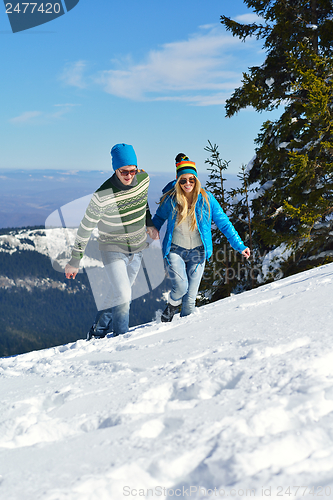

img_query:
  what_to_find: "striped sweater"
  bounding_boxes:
[69,171,152,268]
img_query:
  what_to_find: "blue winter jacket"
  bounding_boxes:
[152,187,247,260]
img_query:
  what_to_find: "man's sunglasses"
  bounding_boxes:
[179,177,196,185]
[118,168,138,176]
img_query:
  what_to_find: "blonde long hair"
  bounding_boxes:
[160,176,210,231]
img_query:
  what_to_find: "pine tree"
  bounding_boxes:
[227,164,259,288]
[199,143,254,303]
[221,0,333,271]
[222,0,333,116]
[199,141,232,303]
[204,140,229,211]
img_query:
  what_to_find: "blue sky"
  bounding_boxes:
[0,0,280,175]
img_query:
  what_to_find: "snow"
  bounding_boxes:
[271,206,284,218]
[265,78,274,87]
[259,243,294,281]
[252,180,275,200]
[245,155,256,174]
[1,263,333,499]
[0,227,104,271]
[306,24,318,30]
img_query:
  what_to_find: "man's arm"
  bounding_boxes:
[146,202,154,226]
[146,202,159,239]
[65,192,103,277]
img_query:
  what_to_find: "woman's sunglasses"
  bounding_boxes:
[179,177,196,185]
[118,168,138,176]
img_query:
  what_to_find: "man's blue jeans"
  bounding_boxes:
[166,244,205,317]
[93,250,142,336]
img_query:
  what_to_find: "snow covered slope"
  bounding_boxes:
[1,264,333,500]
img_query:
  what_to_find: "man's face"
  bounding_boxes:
[115,165,138,186]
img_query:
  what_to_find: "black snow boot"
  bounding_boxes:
[87,324,107,341]
[161,303,179,323]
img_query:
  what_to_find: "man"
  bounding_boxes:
[65,143,159,339]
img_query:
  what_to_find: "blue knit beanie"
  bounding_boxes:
[111,143,137,171]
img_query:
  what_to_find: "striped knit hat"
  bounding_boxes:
[175,153,197,179]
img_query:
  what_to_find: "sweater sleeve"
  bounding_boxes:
[146,202,154,227]
[210,194,247,253]
[68,192,103,268]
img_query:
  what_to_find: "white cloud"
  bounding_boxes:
[153,92,235,107]
[234,13,265,24]
[10,104,80,125]
[96,26,252,104]
[10,111,42,124]
[62,26,262,106]
[51,103,81,119]
[60,60,87,89]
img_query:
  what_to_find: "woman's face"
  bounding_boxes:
[179,174,196,195]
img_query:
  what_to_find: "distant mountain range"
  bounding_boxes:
[0,169,231,229]
[0,170,172,228]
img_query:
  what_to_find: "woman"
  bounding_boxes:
[152,154,250,322]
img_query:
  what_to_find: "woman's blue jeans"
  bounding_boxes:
[166,244,205,317]
[93,250,142,336]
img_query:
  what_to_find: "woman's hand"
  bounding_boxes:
[65,263,79,279]
[242,247,251,260]
[147,226,160,240]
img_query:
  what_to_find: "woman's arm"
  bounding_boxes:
[152,196,172,231]
[209,194,247,254]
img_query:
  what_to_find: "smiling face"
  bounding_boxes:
[115,165,138,186]
[178,174,196,195]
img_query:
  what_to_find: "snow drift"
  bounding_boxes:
[1,263,333,499]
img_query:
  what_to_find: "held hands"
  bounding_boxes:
[65,263,79,280]
[146,226,160,240]
[242,247,251,260]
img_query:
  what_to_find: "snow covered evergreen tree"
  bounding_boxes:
[221,0,333,271]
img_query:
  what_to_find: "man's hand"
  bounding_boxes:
[242,247,251,260]
[146,226,160,240]
[65,263,79,279]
